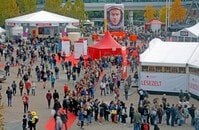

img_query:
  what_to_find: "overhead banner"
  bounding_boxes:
[189,74,199,97]
[139,72,188,93]
[104,4,124,31]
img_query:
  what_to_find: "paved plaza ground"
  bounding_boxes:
[0,50,197,130]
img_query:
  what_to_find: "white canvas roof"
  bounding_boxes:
[5,11,79,24]
[172,23,199,37]
[185,23,199,37]
[188,46,199,68]
[0,27,6,34]
[140,38,199,67]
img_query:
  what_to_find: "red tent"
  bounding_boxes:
[88,31,122,59]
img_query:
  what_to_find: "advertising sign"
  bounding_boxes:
[62,40,70,57]
[139,72,188,92]
[189,74,199,97]
[104,4,124,31]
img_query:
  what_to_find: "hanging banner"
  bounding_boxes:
[189,74,199,97]
[104,4,124,31]
[122,47,127,79]
[139,72,188,93]
[61,40,70,57]
[74,41,84,59]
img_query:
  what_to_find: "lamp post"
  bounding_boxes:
[166,0,171,31]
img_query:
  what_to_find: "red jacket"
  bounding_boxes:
[46,92,52,100]
[22,95,29,104]
[63,85,69,93]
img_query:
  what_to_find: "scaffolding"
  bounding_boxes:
[185,0,199,24]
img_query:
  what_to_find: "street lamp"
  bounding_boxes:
[166,0,171,31]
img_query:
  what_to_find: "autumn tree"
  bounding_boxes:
[62,0,73,17]
[44,0,62,14]
[144,5,157,22]
[170,0,186,23]
[0,0,19,26]
[159,6,167,23]
[73,0,87,22]
[17,0,36,15]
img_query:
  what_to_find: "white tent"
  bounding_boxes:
[140,38,199,67]
[139,38,199,93]
[172,23,199,42]
[0,27,6,34]
[5,11,79,25]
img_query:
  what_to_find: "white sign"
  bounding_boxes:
[62,41,70,56]
[189,74,199,97]
[83,39,87,55]
[74,42,84,59]
[139,72,188,93]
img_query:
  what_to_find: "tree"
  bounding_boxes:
[62,0,73,17]
[0,0,19,26]
[170,0,187,23]
[144,5,157,22]
[74,0,87,22]
[44,0,62,14]
[159,6,167,23]
[17,0,36,15]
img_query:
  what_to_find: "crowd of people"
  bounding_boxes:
[0,35,198,130]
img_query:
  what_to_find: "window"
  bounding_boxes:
[179,67,186,73]
[185,37,191,42]
[156,66,162,72]
[171,67,178,73]
[192,38,197,42]
[148,66,156,72]
[142,66,148,71]
[164,67,171,73]
[38,27,51,35]
[179,36,184,42]
[172,36,177,42]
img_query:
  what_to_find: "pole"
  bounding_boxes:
[166,0,168,31]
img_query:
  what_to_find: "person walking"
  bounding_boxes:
[22,93,29,113]
[189,104,196,126]
[129,103,135,124]
[22,114,27,130]
[30,111,39,130]
[31,81,36,96]
[6,86,13,107]
[124,82,129,100]
[50,74,56,89]
[19,79,24,96]
[11,81,17,96]
[133,110,142,130]
[25,80,31,95]
[53,89,59,103]
[195,108,199,130]
[46,90,52,109]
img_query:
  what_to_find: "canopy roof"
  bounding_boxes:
[185,23,199,37]
[172,23,199,37]
[0,27,6,34]
[140,38,199,67]
[188,45,199,68]
[90,31,122,49]
[5,11,79,24]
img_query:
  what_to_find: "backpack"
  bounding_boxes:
[142,123,149,130]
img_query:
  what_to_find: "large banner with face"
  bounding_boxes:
[104,4,124,31]
[139,72,188,93]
